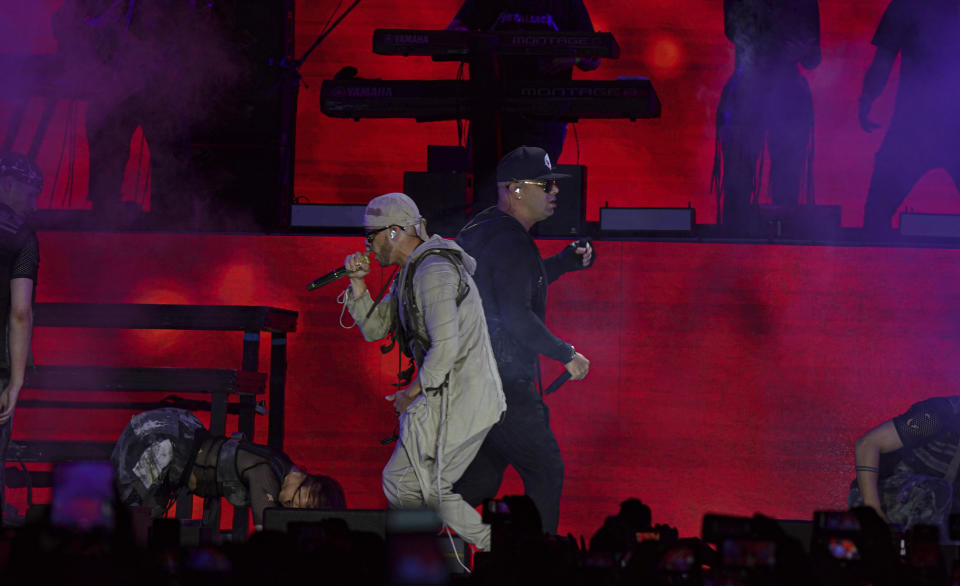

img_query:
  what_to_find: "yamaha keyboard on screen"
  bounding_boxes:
[319,80,474,121]
[321,79,660,122]
[372,29,620,60]
[501,79,660,120]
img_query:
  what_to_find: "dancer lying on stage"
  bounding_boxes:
[850,396,960,530]
[111,408,345,529]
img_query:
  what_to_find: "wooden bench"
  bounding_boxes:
[3,303,298,541]
[33,303,298,451]
[10,365,266,465]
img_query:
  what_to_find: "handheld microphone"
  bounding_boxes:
[306,266,350,291]
[543,371,572,396]
[307,253,371,291]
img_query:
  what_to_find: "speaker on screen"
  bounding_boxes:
[403,172,471,238]
[600,206,695,234]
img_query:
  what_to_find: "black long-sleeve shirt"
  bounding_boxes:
[456,207,583,393]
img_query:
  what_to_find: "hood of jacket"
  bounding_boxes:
[408,234,478,274]
[456,207,527,258]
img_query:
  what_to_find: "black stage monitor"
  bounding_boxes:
[262,508,388,537]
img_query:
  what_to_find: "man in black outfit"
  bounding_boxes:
[453,146,592,534]
[859,0,960,235]
[0,152,41,525]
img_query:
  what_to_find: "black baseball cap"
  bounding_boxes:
[496,146,570,182]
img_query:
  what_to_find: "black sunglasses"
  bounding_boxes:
[364,226,390,245]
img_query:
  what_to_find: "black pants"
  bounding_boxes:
[453,379,565,534]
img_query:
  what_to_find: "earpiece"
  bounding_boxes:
[390,229,397,238]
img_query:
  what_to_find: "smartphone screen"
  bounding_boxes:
[721,539,777,568]
[636,531,660,543]
[50,461,116,532]
[659,544,697,572]
[481,498,511,524]
[827,537,860,560]
[819,511,861,532]
[387,509,448,586]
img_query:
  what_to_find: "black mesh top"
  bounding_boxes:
[235,442,294,525]
[892,396,960,479]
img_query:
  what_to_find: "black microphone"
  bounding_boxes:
[543,371,572,396]
[306,266,350,291]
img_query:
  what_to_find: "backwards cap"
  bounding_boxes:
[363,192,429,240]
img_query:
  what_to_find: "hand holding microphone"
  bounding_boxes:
[564,351,590,380]
[343,252,370,299]
[305,252,371,291]
[344,252,370,278]
[572,237,595,269]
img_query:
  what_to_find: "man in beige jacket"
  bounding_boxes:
[341,192,505,550]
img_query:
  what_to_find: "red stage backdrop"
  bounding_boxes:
[3,0,959,226]
[6,231,960,539]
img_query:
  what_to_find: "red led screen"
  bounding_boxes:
[3,1,959,226]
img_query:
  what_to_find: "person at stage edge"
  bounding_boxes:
[340,192,506,551]
[850,396,960,531]
[0,152,41,525]
[858,0,960,235]
[452,146,593,535]
[112,407,346,530]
